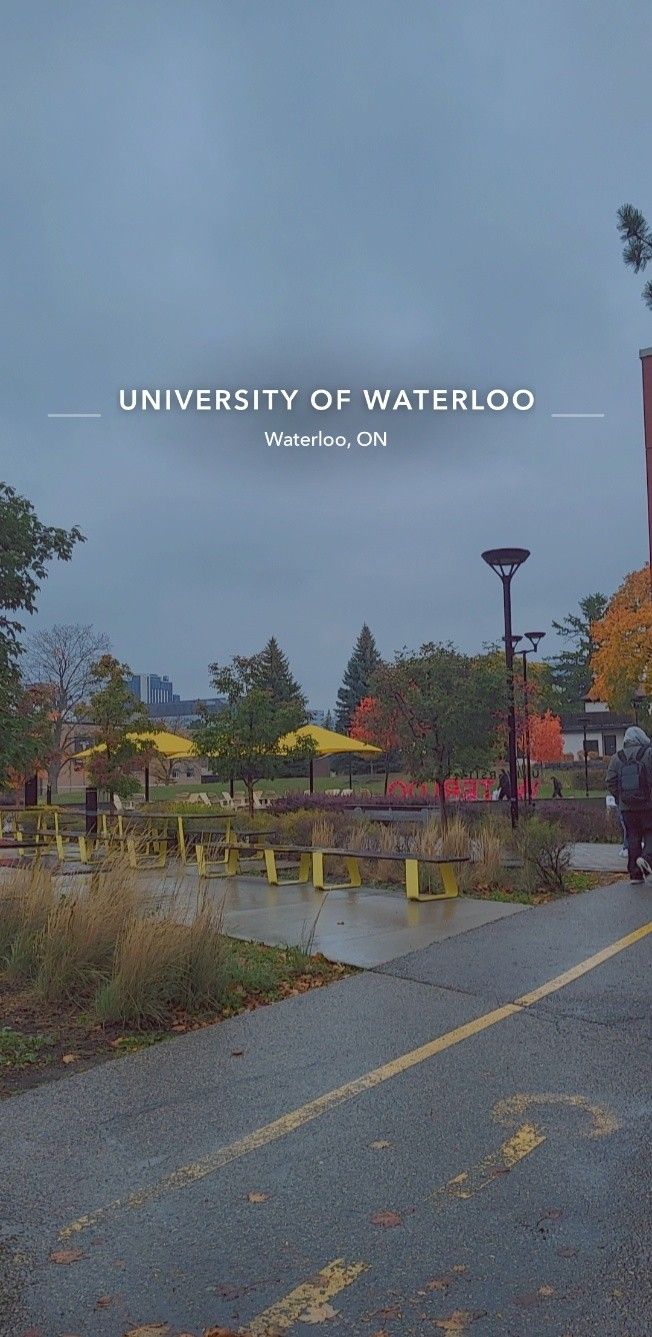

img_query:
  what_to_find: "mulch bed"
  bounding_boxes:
[0,958,348,1099]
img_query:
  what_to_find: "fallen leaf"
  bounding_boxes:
[123,1326,170,1337]
[370,1140,392,1150]
[514,1291,547,1309]
[48,1249,85,1265]
[61,1053,78,1064]
[433,1312,487,1334]
[301,1302,339,1324]
[452,1265,468,1274]
[538,1285,555,1297]
[96,1294,113,1308]
[371,1211,402,1228]
[246,1191,269,1203]
[231,1049,244,1057]
[202,1329,243,1337]
[426,1275,454,1292]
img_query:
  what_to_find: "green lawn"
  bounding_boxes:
[53,773,608,805]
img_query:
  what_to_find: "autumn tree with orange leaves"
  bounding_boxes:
[529,709,564,765]
[349,695,399,794]
[590,566,652,712]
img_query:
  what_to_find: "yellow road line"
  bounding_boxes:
[493,1092,619,1138]
[243,1258,367,1335]
[513,921,652,1005]
[59,919,652,1240]
[60,1004,519,1237]
[440,1122,546,1201]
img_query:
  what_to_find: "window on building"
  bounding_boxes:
[603,734,617,756]
[584,739,599,754]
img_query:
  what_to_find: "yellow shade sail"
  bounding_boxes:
[73,730,196,761]
[276,723,381,756]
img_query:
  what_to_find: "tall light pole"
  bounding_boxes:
[521,631,545,804]
[582,718,589,798]
[482,548,530,828]
[640,347,652,575]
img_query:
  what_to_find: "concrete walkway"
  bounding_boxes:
[190,876,526,966]
[569,841,627,871]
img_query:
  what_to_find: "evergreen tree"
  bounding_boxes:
[254,636,307,711]
[617,204,652,309]
[335,624,381,732]
[323,709,334,731]
[547,592,608,708]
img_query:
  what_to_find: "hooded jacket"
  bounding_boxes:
[606,726,652,810]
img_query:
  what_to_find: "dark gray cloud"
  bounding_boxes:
[2,0,651,706]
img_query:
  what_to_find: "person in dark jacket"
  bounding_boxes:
[497,769,511,801]
[606,726,652,883]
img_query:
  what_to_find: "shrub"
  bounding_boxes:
[514,816,572,895]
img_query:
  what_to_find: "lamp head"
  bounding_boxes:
[525,631,545,652]
[481,547,530,580]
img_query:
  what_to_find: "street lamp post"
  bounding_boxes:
[582,718,589,799]
[631,689,646,727]
[482,548,530,828]
[521,631,546,804]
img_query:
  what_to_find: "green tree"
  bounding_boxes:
[547,593,608,708]
[335,624,381,732]
[193,655,313,815]
[84,655,152,801]
[253,636,307,710]
[0,483,84,787]
[372,644,504,826]
[323,709,334,731]
[617,204,652,309]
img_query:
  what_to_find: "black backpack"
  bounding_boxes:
[618,746,651,807]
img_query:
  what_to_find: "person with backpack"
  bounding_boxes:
[606,726,652,883]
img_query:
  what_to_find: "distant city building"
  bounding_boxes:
[148,697,224,728]
[129,673,175,705]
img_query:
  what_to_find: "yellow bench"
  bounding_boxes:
[262,845,468,900]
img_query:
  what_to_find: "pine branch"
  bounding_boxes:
[617,204,652,277]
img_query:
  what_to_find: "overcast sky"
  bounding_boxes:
[2,0,651,708]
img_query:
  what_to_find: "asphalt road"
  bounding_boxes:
[1,881,650,1337]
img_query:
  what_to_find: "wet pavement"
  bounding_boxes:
[570,841,627,871]
[0,879,650,1336]
[168,874,527,967]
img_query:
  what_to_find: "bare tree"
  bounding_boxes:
[24,624,110,794]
